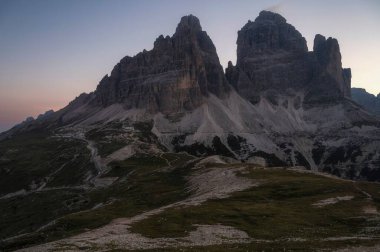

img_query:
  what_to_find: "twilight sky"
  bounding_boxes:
[0,0,379,132]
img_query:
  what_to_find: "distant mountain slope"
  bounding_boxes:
[352,88,380,117]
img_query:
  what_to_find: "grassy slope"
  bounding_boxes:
[2,127,380,251]
[85,122,128,157]
[129,167,380,251]
[55,154,192,234]
[0,129,94,194]
[1,153,193,251]
[0,129,97,249]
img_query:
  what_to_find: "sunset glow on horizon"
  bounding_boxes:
[1,0,379,132]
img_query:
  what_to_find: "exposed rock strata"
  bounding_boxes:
[226,11,352,105]
[94,15,229,114]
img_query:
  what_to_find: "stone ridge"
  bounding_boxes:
[93,15,229,114]
[351,88,380,116]
[227,10,351,105]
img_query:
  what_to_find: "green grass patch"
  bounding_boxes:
[2,154,195,251]
[129,167,380,250]
[0,130,94,194]
[0,188,89,239]
[129,239,380,252]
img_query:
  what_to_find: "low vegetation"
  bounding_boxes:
[0,153,194,251]
[0,129,94,194]
[2,128,380,251]
[129,167,380,250]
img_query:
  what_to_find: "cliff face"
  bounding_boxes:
[313,34,352,98]
[236,11,308,61]
[93,15,229,114]
[226,11,351,105]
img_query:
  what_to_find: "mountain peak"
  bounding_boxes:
[312,33,351,97]
[92,14,229,114]
[237,11,307,62]
[175,14,202,33]
[229,10,352,104]
[255,10,287,23]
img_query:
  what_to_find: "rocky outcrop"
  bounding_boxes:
[352,88,380,117]
[236,11,307,62]
[226,11,351,105]
[227,11,311,104]
[93,15,229,114]
[37,110,54,120]
[313,34,351,98]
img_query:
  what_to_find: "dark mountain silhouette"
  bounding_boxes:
[352,87,380,117]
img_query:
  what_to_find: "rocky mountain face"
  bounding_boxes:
[221,11,379,180]
[352,88,380,117]
[93,15,229,114]
[226,11,352,105]
[1,12,380,181]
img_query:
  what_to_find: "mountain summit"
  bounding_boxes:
[93,14,229,115]
[227,11,351,105]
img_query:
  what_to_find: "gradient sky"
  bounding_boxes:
[0,0,379,132]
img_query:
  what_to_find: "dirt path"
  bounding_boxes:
[85,139,104,176]
[353,182,379,215]
[159,152,173,168]
[0,185,87,200]
[353,182,373,200]
[56,127,107,174]
[55,127,121,188]
[0,154,82,200]
[18,165,258,251]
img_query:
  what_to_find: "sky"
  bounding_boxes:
[0,0,379,132]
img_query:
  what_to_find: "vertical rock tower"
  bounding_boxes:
[226,11,351,105]
[94,15,230,114]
